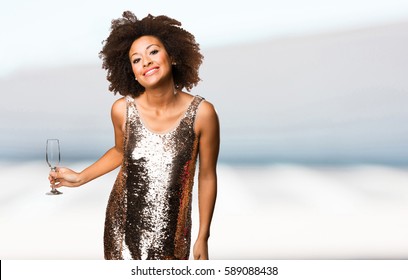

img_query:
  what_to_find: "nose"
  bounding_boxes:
[143,59,152,67]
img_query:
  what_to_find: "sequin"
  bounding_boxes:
[104,95,204,260]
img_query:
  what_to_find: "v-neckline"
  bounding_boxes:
[133,95,197,135]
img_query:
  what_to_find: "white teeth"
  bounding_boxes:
[145,68,158,76]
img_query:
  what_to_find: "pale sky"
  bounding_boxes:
[1,0,408,77]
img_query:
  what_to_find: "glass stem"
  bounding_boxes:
[51,167,57,189]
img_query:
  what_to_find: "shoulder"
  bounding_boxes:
[197,99,217,119]
[111,97,127,126]
[112,96,127,109]
[195,98,219,134]
[111,97,127,115]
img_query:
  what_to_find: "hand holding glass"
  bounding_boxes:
[46,139,63,195]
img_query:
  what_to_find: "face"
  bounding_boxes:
[129,35,173,89]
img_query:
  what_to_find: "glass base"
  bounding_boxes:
[46,188,63,195]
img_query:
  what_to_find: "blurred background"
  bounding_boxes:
[1,0,408,259]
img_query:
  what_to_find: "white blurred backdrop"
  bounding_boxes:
[1,0,408,259]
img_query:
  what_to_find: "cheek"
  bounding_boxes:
[131,63,142,76]
[159,53,171,65]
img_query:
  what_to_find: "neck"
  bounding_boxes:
[143,83,177,109]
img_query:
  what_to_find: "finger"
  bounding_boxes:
[50,169,63,179]
[49,171,57,179]
[48,175,56,183]
[53,180,70,188]
[53,179,64,188]
[54,179,77,188]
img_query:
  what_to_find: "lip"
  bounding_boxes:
[143,66,159,76]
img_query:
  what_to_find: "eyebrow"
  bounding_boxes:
[130,44,160,57]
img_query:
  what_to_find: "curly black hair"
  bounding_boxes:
[99,11,203,97]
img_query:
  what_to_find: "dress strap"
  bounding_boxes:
[123,95,136,159]
[125,95,134,104]
[183,95,205,132]
[186,95,205,118]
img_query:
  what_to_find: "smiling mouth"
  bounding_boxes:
[144,67,159,76]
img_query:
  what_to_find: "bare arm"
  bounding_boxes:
[193,101,220,260]
[50,98,126,188]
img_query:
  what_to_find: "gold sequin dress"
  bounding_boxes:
[104,95,204,260]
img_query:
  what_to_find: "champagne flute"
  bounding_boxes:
[46,139,63,195]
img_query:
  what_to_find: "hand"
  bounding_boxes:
[49,167,82,188]
[193,239,209,260]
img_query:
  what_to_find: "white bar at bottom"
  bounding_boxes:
[1,260,408,280]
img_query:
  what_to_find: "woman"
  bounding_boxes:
[49,11,219,260]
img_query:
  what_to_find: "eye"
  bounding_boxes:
[150,49,159,55]
[132,58,141,64]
